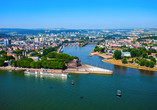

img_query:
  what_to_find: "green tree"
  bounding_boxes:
[11,59,17,66]
[150,56,156,63]
[65,56,74,62]
[56,53,70,61]
[42,61,48,68]
[43,47,57,56]
[26,61,31,68]
[130,50,136,57]
[150,49,156,53]
[139,59,145,66]
[58,62,66,69]
[149,61,155,68]
[35,62,41,68]
[41,56,47,61]
[94,46,99,52]
[0,59,4,66]
[47,52,57,58]
[142,51,147,58]
[0,50,7,54]
[17,60,21,67]
[145,61,149,67]
[113,50,122,60]
[30,61,36,68]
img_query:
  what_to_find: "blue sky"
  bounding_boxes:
[0,0,157,29]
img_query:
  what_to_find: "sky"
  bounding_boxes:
[0,0,157,29]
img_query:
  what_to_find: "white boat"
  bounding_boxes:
[117,90,122,97]
[60,49,64,53]
[24,70,68,77]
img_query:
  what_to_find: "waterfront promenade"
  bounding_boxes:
[0,64,113,75]
[63,63,113,74]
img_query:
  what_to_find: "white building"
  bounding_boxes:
[28,56,39,61]
[34,38,39,42]
[121,52,131,57]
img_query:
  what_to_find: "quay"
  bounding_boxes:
[0,64,113,75]
[63,63,113,74]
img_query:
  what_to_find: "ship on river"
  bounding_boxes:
[24,70,68,77]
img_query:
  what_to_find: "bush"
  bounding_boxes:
[122,58,127,64]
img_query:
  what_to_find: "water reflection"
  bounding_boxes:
[40,75,68,82]
[114,65,127,71]
[138,69,155,77]
[121,66,127,71]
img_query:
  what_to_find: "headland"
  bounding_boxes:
[0,63,113,75]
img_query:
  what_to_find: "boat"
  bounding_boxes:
[24,70,68,77]
[71,80,74,85]
[60,49,64,53]
[117,90,122,97]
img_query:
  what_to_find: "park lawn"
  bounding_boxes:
[103,58,157,71]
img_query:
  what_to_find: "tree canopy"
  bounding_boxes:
[113,50,122,60]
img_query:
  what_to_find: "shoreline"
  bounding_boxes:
[89,52,112,59]
[0,63,113,75]
[102,59,157,72]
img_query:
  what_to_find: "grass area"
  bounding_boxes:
[103,58,157,71]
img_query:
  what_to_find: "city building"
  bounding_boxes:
[121,52,131,57]
[34,38,39,42]
[4,39,11,46]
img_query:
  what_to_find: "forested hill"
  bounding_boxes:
[0,33,14,38]
[137,36,157,41]
[0,28,87,35]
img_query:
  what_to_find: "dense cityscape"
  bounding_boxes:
[0,28,157,70]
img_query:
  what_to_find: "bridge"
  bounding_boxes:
[63,42,96,47]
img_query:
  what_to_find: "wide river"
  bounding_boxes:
[0,43,157,110]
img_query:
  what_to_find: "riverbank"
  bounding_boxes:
[89,52,112,59]
[0,64,113,75]
[103,59,157,72]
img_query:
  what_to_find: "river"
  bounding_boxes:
[0,43,157,110]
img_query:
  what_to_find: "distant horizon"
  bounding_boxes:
[0,27,157,30]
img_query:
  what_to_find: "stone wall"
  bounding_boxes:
[65,59,81,68]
